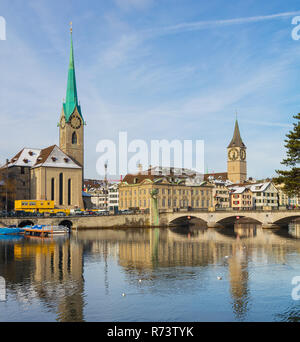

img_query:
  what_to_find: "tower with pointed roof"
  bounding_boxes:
[59,24,84,169]
[227,120,247,183]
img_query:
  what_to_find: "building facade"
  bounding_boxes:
[119,169,214,211]
[229,187,253,210]
[108,184,119,213]
[211,180,230,208]
[249,182,279,209]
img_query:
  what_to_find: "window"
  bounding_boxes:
[59,173,63,205]
[20,167,25,174]
[68,179,71,206]
[72,132,77,145]
[51,178,55,201]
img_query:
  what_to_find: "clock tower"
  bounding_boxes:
[59,25,84,168]
[227,120,247,184]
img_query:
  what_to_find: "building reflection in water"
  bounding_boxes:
[0,236,85,322]
[288,221,300,239]
[1,221,300,321]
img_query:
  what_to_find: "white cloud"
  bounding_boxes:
[145,11,300,37]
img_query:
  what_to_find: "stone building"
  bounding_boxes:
[119,167,213,211]
[0,27,84,210]
[227,120,247,184]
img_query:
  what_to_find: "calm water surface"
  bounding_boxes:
[1,223,300,322]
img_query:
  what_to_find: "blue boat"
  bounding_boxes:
[0,227,25,235]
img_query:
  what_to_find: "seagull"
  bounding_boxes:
[217,276,223,280]
[122,293,126,297]
[139,279,142,283]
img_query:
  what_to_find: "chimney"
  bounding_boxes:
[138,163,143,174]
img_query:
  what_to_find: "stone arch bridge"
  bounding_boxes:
[160,209,300,228]
[0,210,299,229]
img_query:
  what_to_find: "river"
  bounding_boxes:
[0,222,300,322]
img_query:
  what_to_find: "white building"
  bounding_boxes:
[248,182,279,209]
[108,183,119,213]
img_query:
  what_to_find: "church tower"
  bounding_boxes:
[227,120,247,184]
[59,25,84,168]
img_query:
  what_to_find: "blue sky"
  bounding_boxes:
[0,0,300,179]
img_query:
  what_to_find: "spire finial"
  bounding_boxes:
[235,109,238,121]
[70,21,72,34]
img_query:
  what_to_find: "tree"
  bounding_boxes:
[274,113,300,197]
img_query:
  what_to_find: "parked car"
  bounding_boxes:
[56,212,66,217]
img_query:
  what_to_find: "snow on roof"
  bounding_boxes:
[8,148,41,168]
[33,145,81,169]
[247,182,271,193]
[229,186,248,194]
[5,145,81,170]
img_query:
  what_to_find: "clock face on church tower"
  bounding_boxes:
[60,116,66,129]
[70,115,82,129]
[240,149,246,160]
[228,148,238,161]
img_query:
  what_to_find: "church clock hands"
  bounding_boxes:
[240,149,246,160]
[228,148,238,161]
[70,115,82,129]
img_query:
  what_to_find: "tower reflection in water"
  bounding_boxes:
[0,220,300,321]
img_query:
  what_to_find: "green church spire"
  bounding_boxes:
[63,23,83,122]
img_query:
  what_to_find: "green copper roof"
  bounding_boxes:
[63,30,83,122]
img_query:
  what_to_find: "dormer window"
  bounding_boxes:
[64,158,69,163]
[51,157,57,162]
[23,159,28,164]
[28,151,33,156]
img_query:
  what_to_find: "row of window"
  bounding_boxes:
[120,188,211,197]
[233,194,251,199]
[120,198,211,208]
[254,199,276,204]
[51,174,72,206]
[233,201,252,205]
[255,192,277,197]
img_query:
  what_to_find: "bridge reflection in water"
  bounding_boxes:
[0,220,300,321]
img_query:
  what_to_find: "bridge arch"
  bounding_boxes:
[59,220,73,229]
[216,215,263,227]
[273,215,300,226]
[169,215,207,227]
[18,220,35,228]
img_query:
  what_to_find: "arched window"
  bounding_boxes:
[59,173,63,205]
[68,179,71,206]
[72,132,77,145]
[51,178,55,201]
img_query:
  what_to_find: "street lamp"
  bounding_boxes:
[5,158,8,217]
